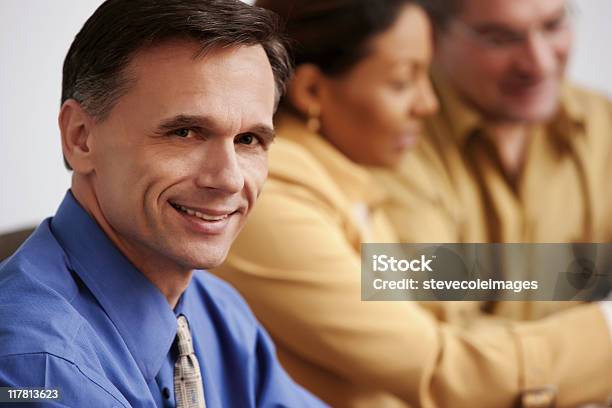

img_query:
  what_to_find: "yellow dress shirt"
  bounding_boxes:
[214,113,612,407]
[373,74,612,244]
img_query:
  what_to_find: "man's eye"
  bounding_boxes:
[486,32,522,46]
[236,133,259,145]
[544,17,566,32]
[173,128,191,138]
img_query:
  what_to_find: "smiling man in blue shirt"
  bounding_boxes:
[0,0,325,407]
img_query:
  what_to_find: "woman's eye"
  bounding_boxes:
[173,128,191,138]
[391,79,412,91]
[237,133,258,145]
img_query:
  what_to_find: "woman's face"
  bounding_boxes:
[318,4,437,167]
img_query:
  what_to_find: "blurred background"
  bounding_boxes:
[0,0,610,234]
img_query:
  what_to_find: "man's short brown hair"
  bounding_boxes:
[62,0,291,121]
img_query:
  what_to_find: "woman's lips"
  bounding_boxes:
[396,132,419,150]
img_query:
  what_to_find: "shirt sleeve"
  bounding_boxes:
[252,324,328,407]
[215,178,612,408]
[599,300,612,341]
[0,353,128,407]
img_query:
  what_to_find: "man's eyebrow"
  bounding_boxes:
[543,6,570,25]
[156,114,216,133]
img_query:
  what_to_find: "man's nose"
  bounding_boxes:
[517,31,557,77]
[194,139,244,194]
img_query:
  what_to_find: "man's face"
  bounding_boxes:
[435,0,573,122]
[87,41,276,271]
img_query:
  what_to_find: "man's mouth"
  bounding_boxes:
[170,202,235,222]
[502,77,555,95]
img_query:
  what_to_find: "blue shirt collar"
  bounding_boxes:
[50,191,179,382]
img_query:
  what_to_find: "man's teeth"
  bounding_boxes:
[175,204,228,221]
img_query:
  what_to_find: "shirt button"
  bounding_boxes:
[162,387,171,400]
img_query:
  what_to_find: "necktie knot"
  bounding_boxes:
[176,315,195,356]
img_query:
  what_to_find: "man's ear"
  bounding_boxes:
[58,99,95,174]
[286,64,327,116]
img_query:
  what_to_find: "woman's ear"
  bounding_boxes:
[286,63,326,116]
[58,99,96,174]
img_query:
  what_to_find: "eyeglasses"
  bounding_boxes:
[450,3,575,52]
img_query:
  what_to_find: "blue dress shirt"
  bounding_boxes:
[0,192,325,407]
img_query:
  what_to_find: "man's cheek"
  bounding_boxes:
[251,173,266,200]
[257,162,270,195]
[242,154,268,185]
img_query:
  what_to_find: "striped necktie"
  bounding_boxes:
[174,315,206,408]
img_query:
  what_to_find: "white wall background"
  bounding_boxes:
[0,0,610,233]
